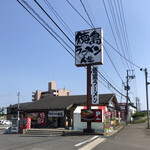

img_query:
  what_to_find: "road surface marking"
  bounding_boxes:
[74,136,99,147]
[79,137,106,150]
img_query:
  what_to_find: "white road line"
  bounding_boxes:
[74,136,99,147]
[79,137,106,150]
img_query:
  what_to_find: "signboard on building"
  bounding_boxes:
[48,111,64,117]
[118,103,127,121]
[92,66,99,104]
[81,109,103,122]
[25,112,45,125]
[75,28,103,66]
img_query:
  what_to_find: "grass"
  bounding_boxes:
[132,118,147,124]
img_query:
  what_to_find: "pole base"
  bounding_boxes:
[83,128,95,133]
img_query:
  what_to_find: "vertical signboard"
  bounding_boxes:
[75,28,103,66]
[118,103,127,122]
[92,66,99,104]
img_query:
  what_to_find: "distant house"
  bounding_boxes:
[32,81,71,101]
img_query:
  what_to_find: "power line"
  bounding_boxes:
[17,0,127,98]
[44,0,74,39]
[108,0,131,70]
[66,0,141,70]
[17,0,75,59]
[34,0,75,47]
[80,0,95,28]
[99,67,122,91]
[114,0,132,70]
[104,39,141,69]
[102,0,128,71]
[0,93,16,98]
[66,0,93,28]
[119,0,134,68]
[98,70,126,98]
[104,45,123,82]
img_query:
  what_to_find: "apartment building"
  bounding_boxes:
[32,81,71,101]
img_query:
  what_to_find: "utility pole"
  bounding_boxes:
[140,68,150,129]
[126,70,129,121]
[17,92,20,120]
[125,70,135,122]
[135,97,140,112]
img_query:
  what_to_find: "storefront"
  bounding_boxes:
[20,94,120,130]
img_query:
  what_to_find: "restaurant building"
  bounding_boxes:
[18,93,120,130]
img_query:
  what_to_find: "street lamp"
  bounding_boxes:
[140,68,150,129]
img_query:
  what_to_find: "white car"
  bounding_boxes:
[0,120,4,125]
[2,120,12,125]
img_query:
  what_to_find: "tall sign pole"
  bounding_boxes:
[87,65,92,131]
[75,28,103,133]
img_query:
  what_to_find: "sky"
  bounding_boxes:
[0,0,150,110]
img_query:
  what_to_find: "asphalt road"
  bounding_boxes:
[0,126,98,150]
[1,122,150,150]
[93,122,150,150]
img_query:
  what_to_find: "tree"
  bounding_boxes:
[0,107,5,116]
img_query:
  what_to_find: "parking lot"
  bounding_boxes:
[0,126,99,150]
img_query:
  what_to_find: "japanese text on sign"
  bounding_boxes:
[75,28,103,66]
[92,66,99,104]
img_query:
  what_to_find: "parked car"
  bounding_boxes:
[2,120,12,125]
[0,120,4,125]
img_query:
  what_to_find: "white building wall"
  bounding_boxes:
[73,106,104,132]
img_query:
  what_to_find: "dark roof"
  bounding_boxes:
[21,94,118,111]
[7,102,32,109]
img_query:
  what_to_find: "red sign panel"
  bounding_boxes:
[118,103,127,121]
[94,109,103,122]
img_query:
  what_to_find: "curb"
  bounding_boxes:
[104,125,124,136]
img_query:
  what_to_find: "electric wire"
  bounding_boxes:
[0,93,16,98]
[85,0,98,26]
[80,0,95,28]
[119,0,134,67]
[17,0,127,98]
[118,0,138,96]
[114,0,132,70]
[66,0,93,28]
[99,67,122,91]
[17,0,75,59]
[34,0,75,47]
[108,0,137,100]
[104,45,123,82]
[108,0,131,70]
[33,0,126,94]
[64,0,137,96]
[102,0,127,71]
[98,70,126,98]
[44,0,74,39]
[66,0,141,70]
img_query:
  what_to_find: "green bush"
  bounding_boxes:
[132,112,147,118]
